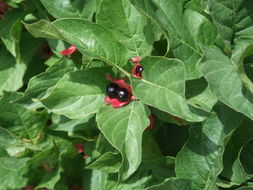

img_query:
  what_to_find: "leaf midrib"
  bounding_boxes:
[120,0,140,56]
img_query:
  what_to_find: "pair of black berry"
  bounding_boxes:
[106,83,129,102]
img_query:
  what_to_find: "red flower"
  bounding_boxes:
[104,74,135,108]
[147,114,154,130]
[60,45,77,57]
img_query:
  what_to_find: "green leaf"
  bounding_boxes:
[0,127,38,156]
[11,0,25,3]
[221,119,253,184]
[184,9,218,46]
[186,77,217,112]
[235,182,253,189]
[231,36,253,108]
[40,0,102,20]
[152,121,189,156]
[187,86,217,112]
[142,156,176,180]
[237,26,253,38]
[35,164,63,190]
[24,19,129,69]
[151,108,183,125]
[97,0,164,57]
[0,157,30,190]
[131,56,209,122]
[51,113,97,141]
[87,133,118,160]
[89,170,108,190]
[88,156,177,190]
[46,39,69,57]
[184,0,207,13]
[240,138,253,175]
[19,30,44,66]
[232,36,253,67]
[0,9,24,64]
[142,131,163,161]
[130,0,206,79]
[16,57,76,109]
[0,91,48,140]
[176,104,244,190]
[40,67,112,119]
[0,47,26,94]
[86,152,122,173]
[145,177,191,190]
[52,18,129,67]
[236,187,253,190]
[23,20,64,40]
[216,178,240,189]
[96,101,150,180]
[205,0,253,46]
[198,46,253,120]
[34,137,79,190]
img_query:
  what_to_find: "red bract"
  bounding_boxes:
[0,1,9,19]
[130,57,144,79]
[130,56,142,64]
[147,114,154,130]
[105,74,135,108]
[104,96,129,108]
[60,45,77,57]
[74,143,84,154]
[74,144,89,159]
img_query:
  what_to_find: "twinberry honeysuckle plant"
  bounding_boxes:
[1,0,253,189]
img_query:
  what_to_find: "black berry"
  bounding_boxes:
[106,83,119,98]
[135,65,144,76]
[117,88,129,102]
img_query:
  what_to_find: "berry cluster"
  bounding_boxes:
[104,57,144,108]
[106,83,129,102]
[104,74,134,108]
